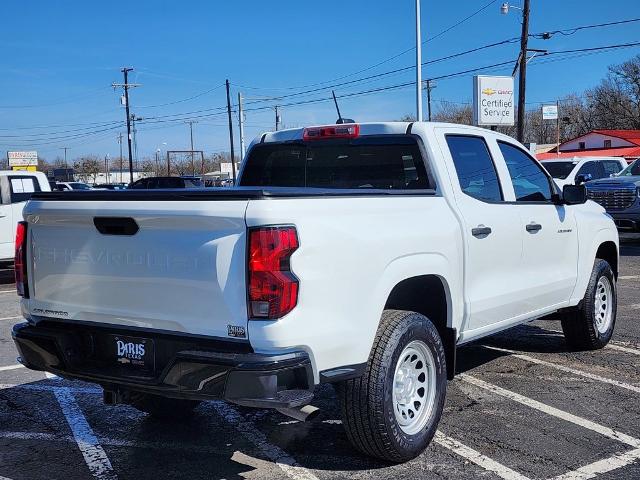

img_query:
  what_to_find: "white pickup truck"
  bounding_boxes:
[13,122,618,462]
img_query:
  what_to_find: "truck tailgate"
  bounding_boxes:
[24,199,249,339]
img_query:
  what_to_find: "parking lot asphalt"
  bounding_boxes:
[1,241,639,480]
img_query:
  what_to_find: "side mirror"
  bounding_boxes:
[575,173,592,185]
[563,184,587,205]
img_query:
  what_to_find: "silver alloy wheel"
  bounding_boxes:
[594,276,614,334]
[392,340,437,435]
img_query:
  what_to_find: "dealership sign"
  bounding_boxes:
[473,76,515,127]
[542,104,558,120]
[7,151,38,167]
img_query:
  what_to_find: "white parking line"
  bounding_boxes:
[0,364,23,372]
[433,431,531,480]
[208,401,319,480]
[551,447,640,480]
[0,383,100,394]
[619,275,640,280]
[460,374,640,448]
[53,387,117,480]
[608,343,640,356]
[623,303,640,310]
[0,315,21,321]
[0,290,16,295]
[483,345,640,394]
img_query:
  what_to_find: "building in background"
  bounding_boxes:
[537,130,640,162]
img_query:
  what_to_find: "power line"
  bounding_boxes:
[136,83,225,108]
[532,17,640,39]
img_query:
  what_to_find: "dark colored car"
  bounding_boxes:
[586,159,640,231]
[93,183,127,190]
[128,176,202,189]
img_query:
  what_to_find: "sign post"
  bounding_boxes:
[473,76,515,128]
[542,103,560,157]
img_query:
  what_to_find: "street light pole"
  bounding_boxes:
[415,0,423,122]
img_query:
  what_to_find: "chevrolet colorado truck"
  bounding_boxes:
[12,122,619,462]
[586,158,640,232]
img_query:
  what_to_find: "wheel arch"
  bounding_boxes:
[383,274,457,379]
[595,241,618,279]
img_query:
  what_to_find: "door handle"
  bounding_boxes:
[526,223,542,233]
[471,226,492,237]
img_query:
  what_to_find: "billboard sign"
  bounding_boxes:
[8,151,38,167]
[473,76,515,126]
[542,104,558,120]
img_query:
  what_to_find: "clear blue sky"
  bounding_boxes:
[1,0,639,162]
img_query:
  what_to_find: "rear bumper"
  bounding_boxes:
[12,321,314,408]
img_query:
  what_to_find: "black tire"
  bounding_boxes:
[561,259,616,350]
[336,310,447,463]
[130,392,201,420]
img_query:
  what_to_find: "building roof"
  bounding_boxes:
[591,130,640,145]
[537,146,640,161]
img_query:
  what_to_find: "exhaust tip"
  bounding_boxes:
[277,404,321,422]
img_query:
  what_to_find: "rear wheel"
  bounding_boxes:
[561,259,616,350]
[336,310,447,462]
[129,392,201,420]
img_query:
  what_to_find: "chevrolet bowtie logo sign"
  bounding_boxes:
[482,88,496,95]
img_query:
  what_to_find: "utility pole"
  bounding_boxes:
[425,79,436,121]
[117,133,123,183]
[225,79,237,183]
[275,106,281,131]
[186,120,197,176]
[556,99,560,157]
[112,67,140,184]
[516,0,531,143]
[415,0,423,122]
[238,92,246,159]
[61,147,70,181]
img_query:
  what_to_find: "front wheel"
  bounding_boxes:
[561,259,617,350]
[336,310,447,463]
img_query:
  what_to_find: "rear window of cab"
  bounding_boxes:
[239,136,431,190]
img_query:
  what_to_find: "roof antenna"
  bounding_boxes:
[332,90,354,124]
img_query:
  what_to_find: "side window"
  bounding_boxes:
[498,142,553,202]
[603,161,623,176]
[445,135,503,202]
[577,161,604,179]
[129,179,147,189]
[9,176,41,203]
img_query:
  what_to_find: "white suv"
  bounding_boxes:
[541,156,627,188]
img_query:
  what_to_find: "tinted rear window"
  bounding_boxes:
[10,176,42,203]
[542,161,577,179]
[239,136,430,190]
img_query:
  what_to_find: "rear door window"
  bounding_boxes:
[603,161,624,176]
[445,135,503,202]
[240,136,430,190]
[9,176,41,203]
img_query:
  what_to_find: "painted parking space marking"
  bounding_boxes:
[551,447,640,480]
[434,431,531,480]
[461,374,640,448]
[0,315,21,322]
[0,364,23,372]
[607,343,640,356]
[53,387,117,480]
[482,345,640,394]
[619,275,640,280]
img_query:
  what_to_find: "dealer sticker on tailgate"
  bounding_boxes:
[111,335,155,373]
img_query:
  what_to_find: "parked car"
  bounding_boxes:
[93,183,127,190]
[540,156,627,188]
[585,158,640,231]
[0,170,50,261]
[13,122,618,462]
[128,176,202,189]
[52,181,93,191]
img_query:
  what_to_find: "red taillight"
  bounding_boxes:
[248,226,299,319]
[302,123,359,141]
[15,221,28,297]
